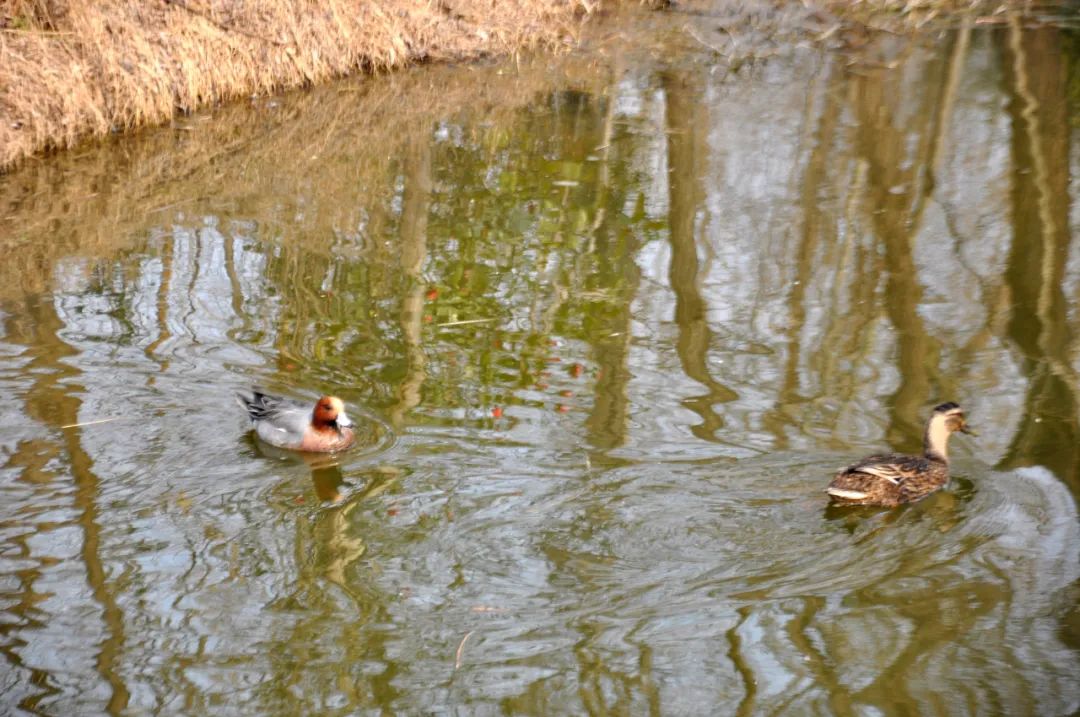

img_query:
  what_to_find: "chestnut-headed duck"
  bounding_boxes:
[237,390,356,452]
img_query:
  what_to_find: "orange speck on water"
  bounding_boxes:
[492,406,503,418]
[571,363,584,377]
[294,496,305,504]
[536,382,549,390]
[388,508,399,516]
[423,315,433,323]
[556,404,570,413]
[426,288,438,301]
[559,390,574,397]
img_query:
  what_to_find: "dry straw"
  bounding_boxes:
[0,0,592,171]
[0,47,614,298]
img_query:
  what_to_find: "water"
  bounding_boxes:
[1,7,1079,715]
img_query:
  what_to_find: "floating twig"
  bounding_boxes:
[61,417,120,429]
[454,630,475,670]
[436,318,497,328]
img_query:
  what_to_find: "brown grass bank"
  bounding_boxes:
[0,0,591,172]
[0,0,1048,172]
[0,47,620,298]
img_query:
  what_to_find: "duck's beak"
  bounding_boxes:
[335,412,354,431]
[960,424,978,436]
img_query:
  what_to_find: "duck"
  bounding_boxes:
[237,390,356,452]
[826,402,974,506]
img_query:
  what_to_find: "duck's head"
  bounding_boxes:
[313,396,354,432]
[932,402,974,435]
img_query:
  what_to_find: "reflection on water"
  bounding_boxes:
[1,8,1079,716]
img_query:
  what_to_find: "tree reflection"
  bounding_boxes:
[3,294,130,714]
[997,21,1079,491]
[662,69,737,442]
[850,39,950,451]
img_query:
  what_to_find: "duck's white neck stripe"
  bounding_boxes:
[924,414,952,462]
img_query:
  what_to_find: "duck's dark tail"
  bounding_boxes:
[236,390,271,421]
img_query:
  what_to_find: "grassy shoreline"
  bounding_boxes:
[0,0,591,172]
[0,0,1045,173]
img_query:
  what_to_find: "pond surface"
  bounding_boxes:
[1,6,1080,716]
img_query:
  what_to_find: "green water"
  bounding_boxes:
[1,8,1079,716]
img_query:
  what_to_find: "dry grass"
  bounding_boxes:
[0,0,592,171]
[0,48,614,297]
[1,0,1037,171]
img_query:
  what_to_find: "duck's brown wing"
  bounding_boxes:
[827,453,931,505]
[843,453,933,482]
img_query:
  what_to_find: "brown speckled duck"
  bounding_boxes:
[826,402,973,507]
